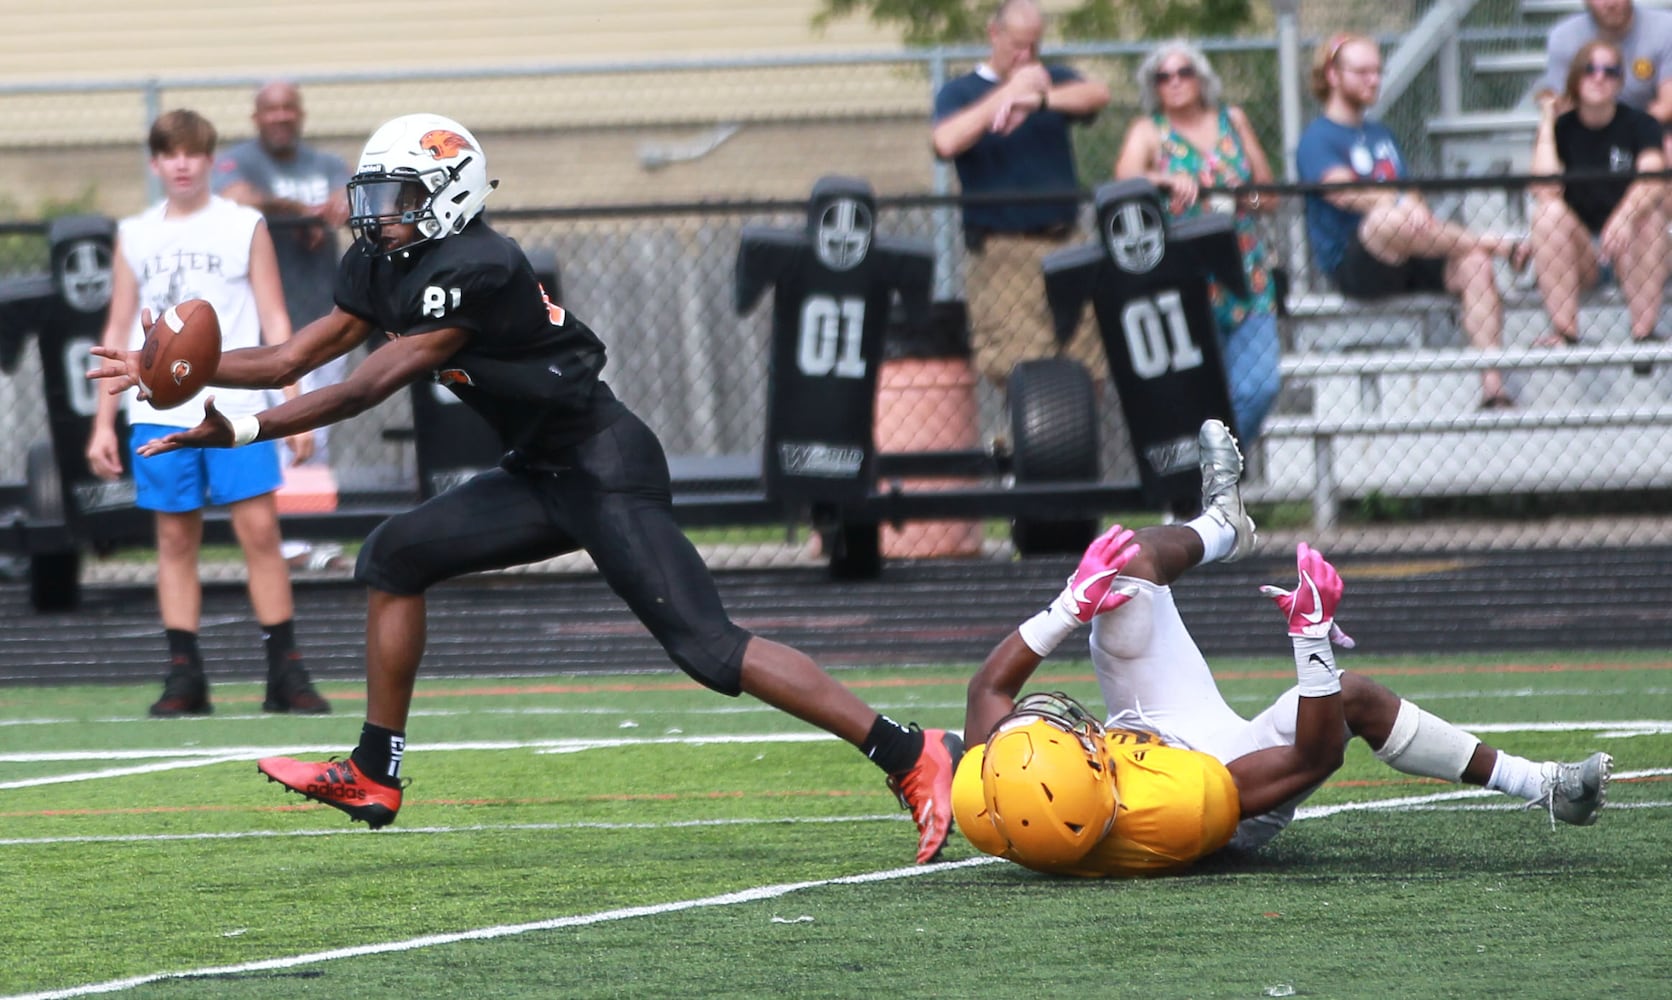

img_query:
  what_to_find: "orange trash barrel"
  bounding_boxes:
[874,356,983,558]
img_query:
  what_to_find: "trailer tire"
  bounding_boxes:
[1008,359,1099,556]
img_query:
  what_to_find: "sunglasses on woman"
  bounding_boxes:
[1584,62,1624,79]
[1153,65,1198,85]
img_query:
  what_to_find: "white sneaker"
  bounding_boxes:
[287,542,345,572]
[1199,419,1257,562]
[1529,751,1613,828]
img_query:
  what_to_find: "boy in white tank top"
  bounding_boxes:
[84,109,327,717]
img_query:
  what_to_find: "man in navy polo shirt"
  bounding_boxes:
[932,0,1110,386]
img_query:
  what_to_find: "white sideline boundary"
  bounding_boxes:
[7,770,1670,999]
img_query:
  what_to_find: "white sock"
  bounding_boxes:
[1486,752,1549,802]
[1186,512,1234,564]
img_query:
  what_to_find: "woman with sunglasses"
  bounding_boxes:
[1528,40,1669,348]
[1113,39,1282,445]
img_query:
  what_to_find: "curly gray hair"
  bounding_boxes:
[1135,39,1223,115]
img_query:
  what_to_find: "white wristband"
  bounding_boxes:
[1292,634,1342,697]
[229,414,262,447]
[1017,601,1081,657]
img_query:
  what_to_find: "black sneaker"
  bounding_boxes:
[150,660,211,717]
[263,656,331,714]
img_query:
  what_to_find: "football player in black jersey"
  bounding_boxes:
[90,113,964,864]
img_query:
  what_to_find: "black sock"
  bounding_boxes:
[861,715,924,775]
[164,629,202,673]
[351,723,406,786]
[261,620,298,676]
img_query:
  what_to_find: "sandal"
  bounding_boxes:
[1479,393,1515,411]
[1533,329,1581,348]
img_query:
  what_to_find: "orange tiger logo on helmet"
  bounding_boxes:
[435,367,475,387]
[419,130,474,161]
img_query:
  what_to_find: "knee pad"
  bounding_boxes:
[1374,699,1478,782]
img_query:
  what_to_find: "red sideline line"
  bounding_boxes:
[189,658,1672,704]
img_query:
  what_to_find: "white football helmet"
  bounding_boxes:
[348,113,497,256]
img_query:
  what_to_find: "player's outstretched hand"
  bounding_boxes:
[1052,523,1142,624]
[86,309,156,399]
[135,396,235,457]
[1259,542,1353,645]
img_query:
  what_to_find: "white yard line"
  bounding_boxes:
[0,756,248,790]
[3,764,1668,999]
[1,856,1001,1000]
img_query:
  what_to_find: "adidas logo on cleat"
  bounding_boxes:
[257,755,404,828]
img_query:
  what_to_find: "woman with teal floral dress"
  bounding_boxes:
[1114,39,1282,444]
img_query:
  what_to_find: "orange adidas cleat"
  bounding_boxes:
[258,755,403,829]
[887,727,966,863]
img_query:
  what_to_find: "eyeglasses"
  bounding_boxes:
[1583,62,1624,79]
[1153,65,1198,85]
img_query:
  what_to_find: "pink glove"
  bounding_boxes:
[1259,542,1354,646]
[1052,524,1142,623]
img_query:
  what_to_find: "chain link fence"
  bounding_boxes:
[4,20,1670,589]
[7,174,1672,576]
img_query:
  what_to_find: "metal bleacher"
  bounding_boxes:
[1263,0,1672,528]
[1429,0,1672,175]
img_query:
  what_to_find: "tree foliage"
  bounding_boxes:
[813,0,1255,47]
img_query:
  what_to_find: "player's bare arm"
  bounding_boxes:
[1228,543,1352,817]
[964,632,1042,747]
[137,324,469,457]
[214,306,374,389]
[965,524,1140,743]
[88,303,365,397]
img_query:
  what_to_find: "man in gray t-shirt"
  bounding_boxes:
[1540,0,1672,126]
[214,81,350,331]
[214,81,353,569]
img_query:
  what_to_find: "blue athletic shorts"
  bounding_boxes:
[129,423,283,513]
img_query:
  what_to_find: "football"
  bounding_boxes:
[138,298,221,410]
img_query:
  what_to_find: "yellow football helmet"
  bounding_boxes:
[981,692,1118,868]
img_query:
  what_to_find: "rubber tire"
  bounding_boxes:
[1008,359,1099,556]
[26,442,80,612]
